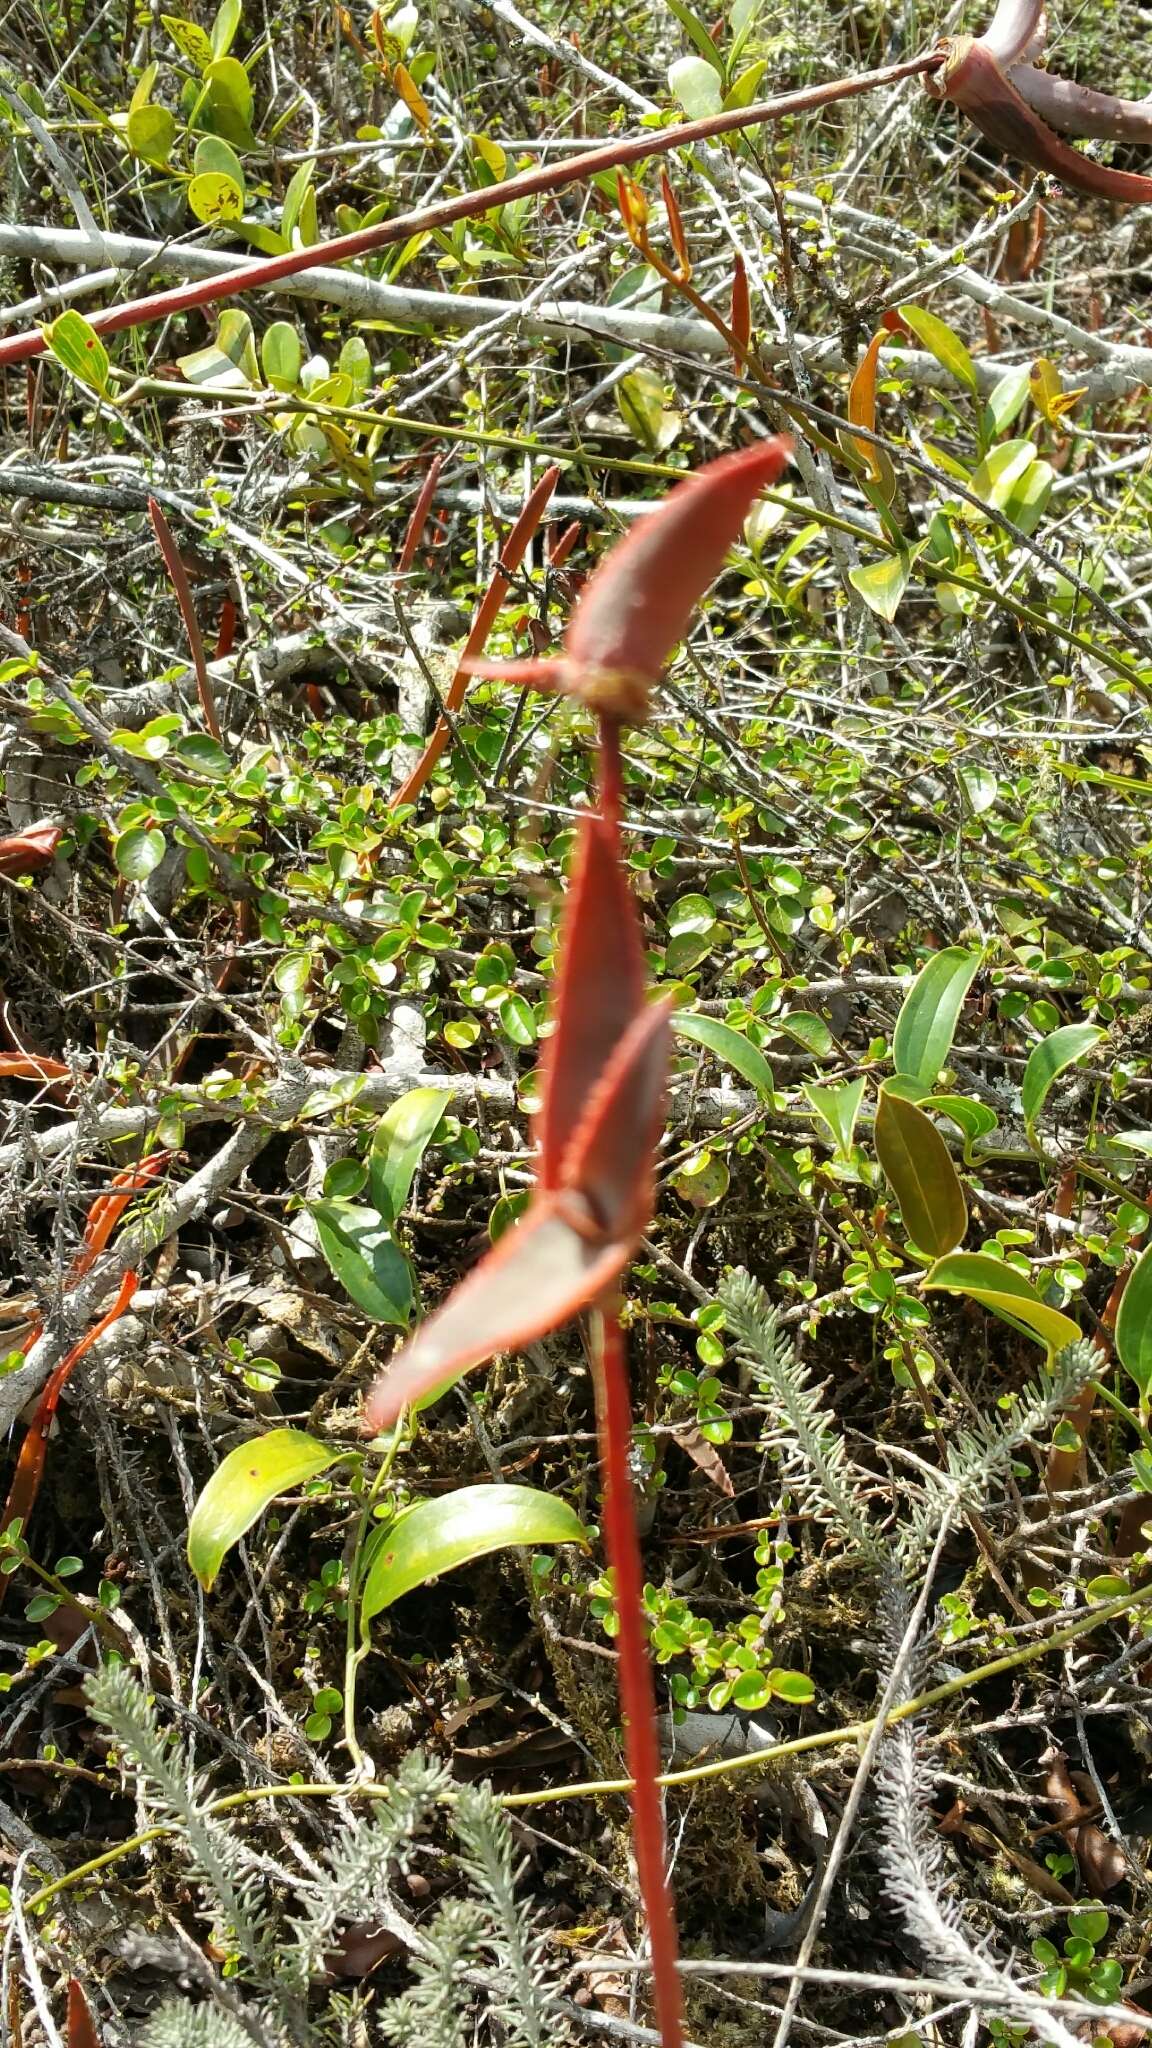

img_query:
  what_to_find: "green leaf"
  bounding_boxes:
[932,1093,999,1162]
[1021,1023,1103,1137]
[368,1087,449,1225]
[178,306,258,386]
[193,132,246,198]
[280,157,315,243]
[187,169,243,223]
[848,551,910,623]
[163,12,215,66]
[211,0,242,58]
[804,1077,867,1159]
[310,1200,413,1325]
[115,825,166,880]
[982,362,1032,441]
[338,335,372,398]
[900,302,979,395]
[261,319,302,391]
[188,1429,342,1589]
[923,1252,1081,1356]
[170,733,231,775]
[360,1483,587,1627]
[767,1667,816,1704]
[674,1012,773,1098]
[1115,1238,1152,1400]
[875,1086,967,1257]
[664,0,724,70]
[126,102,176,165]
[41,310,111,398]
[667,54,724,117]
[498,991,537,1046]
[892,947,982,1087]
[774,1011,833,1057]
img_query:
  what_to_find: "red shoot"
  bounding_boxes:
[461,438,792,721]
[929,3,1152,201]
[363,809,670,1426]
[396,451,446,575]
[67,1980,102,2048]
[70,1152,169,1282]
[148,498,223,744]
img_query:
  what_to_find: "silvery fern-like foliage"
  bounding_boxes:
[878,1712,1085,2048]
[282,1752,451,1991]
[86,1665,271,1972]
[451,1782,558,2047]
[139,2007,265,2048]
[899,1336,1099,1565]
[377,1899,488,2048]
[719,1268,879,1560]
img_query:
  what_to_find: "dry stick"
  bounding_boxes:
[593,1306,684,2048]
[147,497,223,742]
[0,55,942,368]
[391,463,560,806]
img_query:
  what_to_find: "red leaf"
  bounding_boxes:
[67,1980,101,2048]
[465,439,792,722]
[0,822,62,877]
[0,1053,70,1082]
[980,0,1045,66]
[537,811,647,1190]
[1009,64,1152,142]
[561,997,672,1239]
[396,451,445,574]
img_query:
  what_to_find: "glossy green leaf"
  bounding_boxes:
[188,1429,342,1589]
[310,1200,413,1325]
[260,319,302,390]
[675,1012,773,1098]
[900,302,979,395]
[876,1087,967,1256]
[804,1077,867,1158]
[211,0,241,58]
[368,1087,450,1226]
[1021,1023,1103,1136]
[115,825,166,880]
[775,1010,834,1057]
[664,0,724,71]
[193,132,246,195]
[923,1252,1081,1355]
[767,1667,816,1704]
[360,1483,587,1626]
[892,947,982,1087]
[42,310,111,398]
[932,1093,999,1162]
[280,157,315,243]
[1115,1239,1152,1399]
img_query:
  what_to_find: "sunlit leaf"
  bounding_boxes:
[804,1077,867,1158]
[892,948,982,1087]
[360,1483,587,1626]
[1021,1023,1103,1138]
[900,302,979,395]
[42,310,111,399]
[923,1251,1081,1356]
[674,1012,773,1098]
[1115,1239,1152,1400]
[368,1087,450,1225]
[310,1200,413,1325]
[188,1429,343,1590]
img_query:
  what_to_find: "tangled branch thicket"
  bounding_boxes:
[2,0,1152,2041]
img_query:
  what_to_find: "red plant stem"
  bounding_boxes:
[0,56,940,368]
[396,451,445,574]
[147,499,222,743]
[593,1305,683,2048]
[0,1271,138,1599]
[392,463,560,807]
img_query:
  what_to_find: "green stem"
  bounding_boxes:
[342,1424,405,1774]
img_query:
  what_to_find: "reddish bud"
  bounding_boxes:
[0,821,62,877]
[728,254,751,370]
[660,169,691,275]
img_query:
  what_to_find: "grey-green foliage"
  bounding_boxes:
[719,1267,880,1560]
[139,2008,260,2048]
[86,1668,564,2048]
[86,1663,271,1971]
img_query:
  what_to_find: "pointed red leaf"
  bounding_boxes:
[537,811,648,1190]
[1008,64,1152,142]
[561,997,673,1239]
[463,440,792,722]
[0,1053,71,1082]
[0,822,62,877]
[362,1193,634,1430]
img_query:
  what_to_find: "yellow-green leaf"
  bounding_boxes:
[900,302,979,396]
[875,1086,967,1257]
[41,309,111,398]
[126,102,176,165]
[923,1252,1080,1355]
[188,1429,343,1589]
[187,169,243,223]
[360,1483,587,1627]
[892,947,982,1088]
